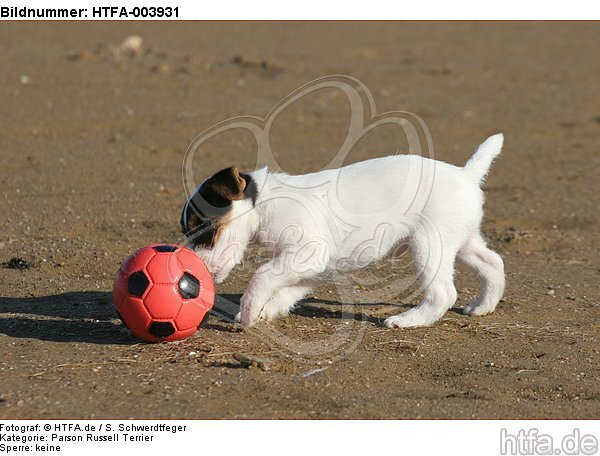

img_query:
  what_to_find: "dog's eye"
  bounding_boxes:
[196,219,212,232]
[182,216,211,234]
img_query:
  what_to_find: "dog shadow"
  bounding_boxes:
[212,294,452,327]
[298,297,434,325]
[0,291,134,345]
[1,291,467,343]
[303,297,467,317]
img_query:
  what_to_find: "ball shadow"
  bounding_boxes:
[0,291,136,345]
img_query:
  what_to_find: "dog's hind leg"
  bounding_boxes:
[458,234,505,316]
[385,227,458,328]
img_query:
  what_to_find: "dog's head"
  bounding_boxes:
[181,167,258,283]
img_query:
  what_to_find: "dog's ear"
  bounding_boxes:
[199,167,247,208]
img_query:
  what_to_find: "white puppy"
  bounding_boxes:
[181,134,505,329]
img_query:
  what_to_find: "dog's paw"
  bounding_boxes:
[384,310,440,328]
[385,314,420,328]
[463,300,494,316]
[239,295,262,328]
[236,310,259,328]
[259,304,291,322]
[238,308,261,328]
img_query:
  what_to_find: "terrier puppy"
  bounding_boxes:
[181,134,505,328]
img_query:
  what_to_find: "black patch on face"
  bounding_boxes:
[179,200,217,247]
[199,182,233,209]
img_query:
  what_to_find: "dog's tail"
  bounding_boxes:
[463,133,504,186]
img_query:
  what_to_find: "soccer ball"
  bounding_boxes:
[112,244,215,342]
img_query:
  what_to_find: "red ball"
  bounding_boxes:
[112,244,215,342]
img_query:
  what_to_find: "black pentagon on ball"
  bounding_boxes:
[178,272,200,299]
[152,244,178,253]
[148,321,176,339]
[128,270,150,297]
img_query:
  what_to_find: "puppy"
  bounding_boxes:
[181,134,505,328]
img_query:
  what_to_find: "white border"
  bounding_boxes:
[0,420,599,456]
[1,0,600,20]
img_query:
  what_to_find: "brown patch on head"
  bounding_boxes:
[183,211,232,249]
[199,167,247,208]
[211,211,232,246]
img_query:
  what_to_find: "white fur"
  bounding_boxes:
[193,134,505,328]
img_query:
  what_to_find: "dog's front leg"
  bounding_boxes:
[238,255,293,327]
[259,285,313,321]
[239,248,326,327]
